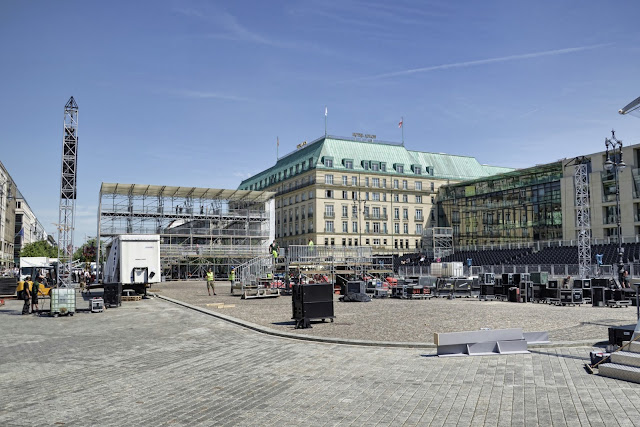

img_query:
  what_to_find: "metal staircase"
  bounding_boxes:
[232,254,274,295]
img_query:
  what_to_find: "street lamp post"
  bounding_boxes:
[604,130,626,287]
[353,198,367,247]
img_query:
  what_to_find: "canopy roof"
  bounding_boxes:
[100,183,275,202]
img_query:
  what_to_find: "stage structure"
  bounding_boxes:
[574,159,592,278]
[424,227,454,260]
[97,183,275,280]
[57,96,79,286]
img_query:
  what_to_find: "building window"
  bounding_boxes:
[373,238,380,245]
[365,222,370,232]
[325,221,334,232]
[414,166,421,175]
[394,194,399,202]
[397,165,404,173]
[403,208,408,220]
[345,160,353,169]
[416,209,423,220]
[352,205,358,216]
[342,205,348,217]
[382,193,387,202]
[372,193,380,201]
[325,174,334,184]
[416,224,423,234]
[325,190,333,198]
[402,194,408,203]
[343,221,348,232]
[342,191,348,199]
[365,177,369,187]
[430,182,434,191]
[325,238,329,246]
[402,180,408,190]
[342,176,348,185]
[352,191,357,200]
[352,176,358,186]
[353,221,358,232]
[372,163,379,171]
[383,223,388,234]
[372,207,380,218]
[365,192,369,200]
[393,179,399,189]
[394,223,400,234]
[325,205,334,217]
[415,181,422,190]
[381,163,386,172]
[309,191,314,199]
[382,179,387,188]
[372,178,380,188]
[404,224,409,234]
[373,222,380,233]
[431,196,434,204]
[394,208,400,219]
[416,195,422,203]
[325,158,333,167]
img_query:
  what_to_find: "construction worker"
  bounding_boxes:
[228,267,235,294]
[31,276,42,313]
[206,268,216,296]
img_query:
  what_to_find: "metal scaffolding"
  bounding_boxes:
[574,159,592,278]
[57,96,78,286]
[97,183,275,280]
[425,227,454,260]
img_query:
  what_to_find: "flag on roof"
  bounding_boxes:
[398,119,403,128]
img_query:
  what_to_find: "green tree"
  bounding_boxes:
[74,238,104,262]
[20,240,58,258]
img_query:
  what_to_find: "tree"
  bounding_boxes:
[20,240,58,258]
[74,238,105,263]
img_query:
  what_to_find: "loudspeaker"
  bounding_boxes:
[609,325,635,346]
[513,274,521,285]
[592,287,606,307]
[292,283,334,323]
[548,280,558,289]
[103,283,122,307]
[347,281,365,294]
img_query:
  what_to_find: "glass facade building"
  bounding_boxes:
[437,162,563,246]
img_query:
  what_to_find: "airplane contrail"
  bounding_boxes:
[352,43,610,82]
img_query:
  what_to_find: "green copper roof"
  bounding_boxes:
[238,136,514,190]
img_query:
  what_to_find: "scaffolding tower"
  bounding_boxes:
[97,183,275,280]
[57,96,78,287]
[574,159,592,278]
[424,227,454,260]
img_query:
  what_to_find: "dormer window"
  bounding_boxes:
[343,159,354,169]
[371,162,379,171]
[394,163,404,173]
[412,165,422,175]
[362,160,370,170]
[380,163,386,172]
[323,156,334,168]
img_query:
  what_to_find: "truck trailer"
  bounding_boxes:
[103,234,161,296]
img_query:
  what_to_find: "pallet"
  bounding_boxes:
[121,295,142,302]
[242,288,280,299]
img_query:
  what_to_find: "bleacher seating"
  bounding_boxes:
[395,242,640,270]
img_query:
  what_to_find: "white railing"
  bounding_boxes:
[398,264,638,278]
[233,254,274,291]
[287,245,372,263]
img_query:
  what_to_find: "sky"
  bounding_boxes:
[1,0,640,246]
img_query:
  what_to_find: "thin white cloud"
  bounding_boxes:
[174,7,338,56]
[349,44,611,82]
[174,89,250,102]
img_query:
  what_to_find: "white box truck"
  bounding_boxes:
[103,235,161,295]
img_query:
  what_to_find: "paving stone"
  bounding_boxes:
[2,296,640,426]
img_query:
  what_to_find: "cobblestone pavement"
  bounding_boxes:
[2,296,640,426]
[154,281,638,344]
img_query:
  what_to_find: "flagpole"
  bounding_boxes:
[401,116,404,146]
[324,106,327,137]
[277,136,279,160]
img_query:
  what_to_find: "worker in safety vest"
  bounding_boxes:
[206,268,216,296]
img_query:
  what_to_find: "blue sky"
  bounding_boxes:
[2,0,640,245]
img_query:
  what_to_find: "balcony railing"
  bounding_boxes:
[324,212,335,218]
